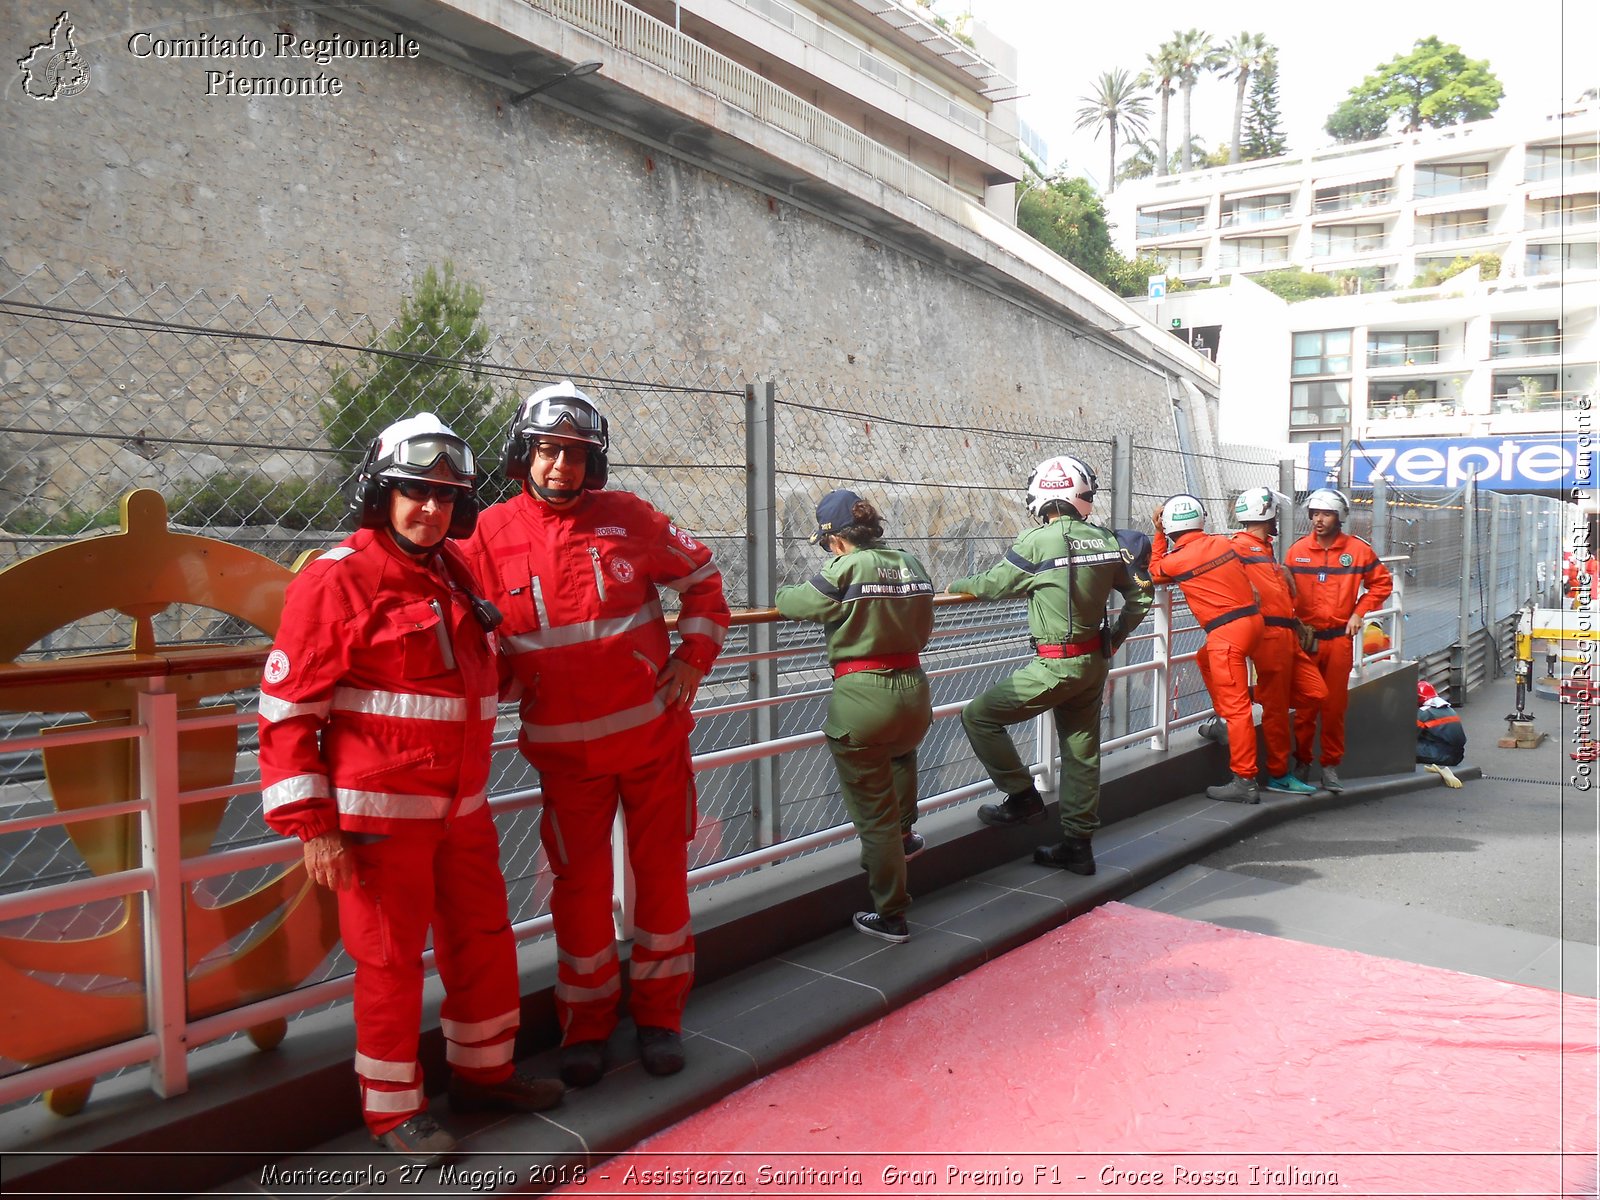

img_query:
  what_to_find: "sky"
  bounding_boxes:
[926,0,1599,189]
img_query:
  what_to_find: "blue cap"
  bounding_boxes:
[810,489,863,544]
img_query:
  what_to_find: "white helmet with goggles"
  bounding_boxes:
[356,412,478,538]
[503,380,610,493]
[1025,455,1098,521]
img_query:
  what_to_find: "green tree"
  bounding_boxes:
[1105,250,1184,299]
[321,264,508,470]
[1017,174,1116,283]
[1324,36,1503,144]
[1215,32,1274,164]
[1241,59,1288,160]
[1138,42,1181,178]
[1073,68,1151,194]
[1170,29,1223,172]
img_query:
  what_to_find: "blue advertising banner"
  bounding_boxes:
[1307,436,1590,492]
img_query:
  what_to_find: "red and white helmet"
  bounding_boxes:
[1026,455,1098,520]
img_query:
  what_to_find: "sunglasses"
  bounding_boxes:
[533,442,588,463]
[392,480,466,504]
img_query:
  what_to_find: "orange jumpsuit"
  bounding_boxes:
[1229,530,1329,779]
[1151,529,1264,779]
[1285,532,1394,768]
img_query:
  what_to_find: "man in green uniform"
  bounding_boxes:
[776,489,935,942]
[949,455,1154,875]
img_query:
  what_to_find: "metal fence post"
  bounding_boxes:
[139,688,189,1099]
[1451,469,1477,703]
[1488,495,1504,675]
[746,381,781,848]
[1109,434,1133,742]
[1278,458,1298,551]
[1371,475,1388,556]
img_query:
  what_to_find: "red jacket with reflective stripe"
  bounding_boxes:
[1150,529,1258,628]
[460,489,730,774]
[1228,530,1296,623]
[1285,532,1394,630]
[258,528,501,842]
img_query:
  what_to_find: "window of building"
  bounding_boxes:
[1137,205,1207,238]
[1368,379,1442,419]
[1525,142,1600,183]
[1220,193,1292,228]
[858,50,900,87]
[1491,320,1561,358]
[1492,371,1560,411]
[1526,241,1600,275]
[1414,162,1490,198]
[1217,236,1289,268]
[1157,245,1206,274]
[1292,329,1352,376]
[746,0,797,30]
[1528,194,1600,230]
[1367,330,1440,367]
[1291,380,1350,427]
[1312,224,1387,256]
[1313,179,1395,213]
[1416,209,1491,244]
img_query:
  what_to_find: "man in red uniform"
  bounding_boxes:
[259,413,563,1160]
[1150,494,1265,803]
[461,381,729,1089]
[1230,487,1325,795]
[1286,487,1394,792]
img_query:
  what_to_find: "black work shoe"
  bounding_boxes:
[976,788,1046,827]
[852,911,910,943]
[1206,774,1261,804]
[374,1112,456,1162]
[559,1040,607,1088]
[1033,838,1096,875]
[636,1026,686,1077]
[902,830,926,860]
[1196,718,1226,743]
[450,1066,564,1113]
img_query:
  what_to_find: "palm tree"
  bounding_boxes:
[1073,68,1151,194]
[1215,32,1274,164]
[1169,28,1221,172]
[1138,42,1180,177]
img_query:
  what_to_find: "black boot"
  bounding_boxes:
[977,787,1046,827]
[1033,837,1095,875]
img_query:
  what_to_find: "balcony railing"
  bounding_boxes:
[1219,251,1291,269]
[1526,206,1600,231]
[1137,216,1208,239]
[1489,334,1563,359]
[1413,171,1490,198]
[1524,156,1600,184]
[1367,345,1444,368]
[1219,206,1293,229]
[1415,222,1491,245]
[1313,187,1396,214]
[1313,236,1388,256]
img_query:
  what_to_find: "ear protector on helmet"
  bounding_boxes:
[502,381,609,490]
[355,413,480,539]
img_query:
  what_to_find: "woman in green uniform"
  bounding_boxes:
[776,490,936,943]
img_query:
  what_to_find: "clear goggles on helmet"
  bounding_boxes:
[383,435,475,478]
[518,396,605,444]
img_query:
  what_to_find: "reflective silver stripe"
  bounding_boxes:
[321,546,357,563]
[559,945,620,975]
[521,698,665,744]
[675,616,728,648]
[479,695,499,720]
[556,976,621,1004]
[632,920,692,952]
[441,1008,519,1045]
[258,693,330,723]
[456,791,487,816]
[362,1085,424,1113]
[531,575,550,629]
[262,774,329,812]
[332,687,466,722]
[355,1052,416,1084]
[501,600,664,654]
[662,560,719,594]
[630,953,695,980]
[333,788,452,821]
[446,1040,514,1069]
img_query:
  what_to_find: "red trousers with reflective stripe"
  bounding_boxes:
[1254,627,1330,778]
[539,738,697,1044]
[1294,633,1354,767]
[338,805,521,1136]
[1196,619,1262,779]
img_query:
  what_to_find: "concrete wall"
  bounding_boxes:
[3,0,1179,461]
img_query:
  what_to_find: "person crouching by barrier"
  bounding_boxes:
[1150,494,1265,805]
[948,455,1153,876]
[775,490,935,944]
[1416,679,1466,787]
[258,413,564,1162]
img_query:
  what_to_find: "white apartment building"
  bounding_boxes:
[1108,106,1599,489]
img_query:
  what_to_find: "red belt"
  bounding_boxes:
[833,652,921,679]
[1035,638,1100,659]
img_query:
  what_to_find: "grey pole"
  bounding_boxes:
[1110,434,1133,740]
[1278,458,1298,552]
[1487,493,1503,676]
[745,381,781,847]
[1452,468,1477,703]
[1371,474,1389,556]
